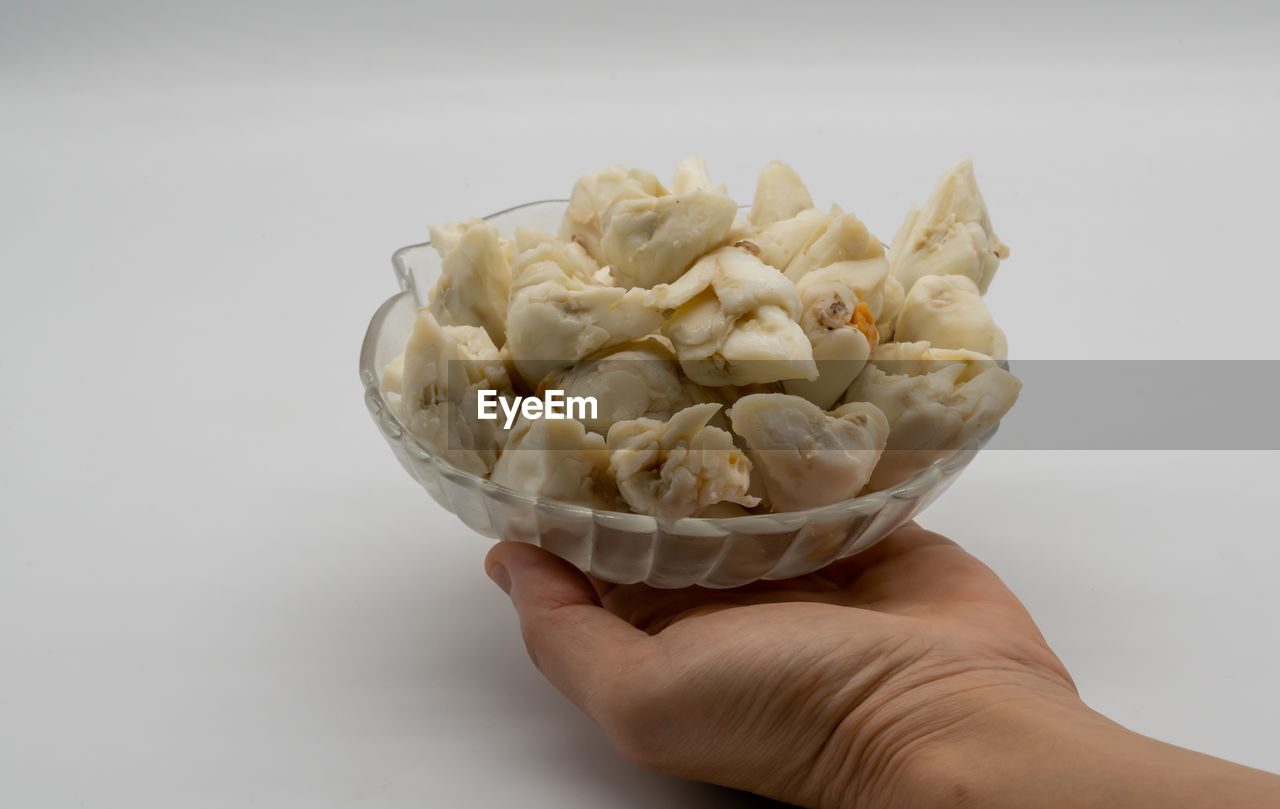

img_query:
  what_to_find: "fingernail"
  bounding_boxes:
[487,562,512,594]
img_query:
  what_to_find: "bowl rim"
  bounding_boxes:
[361,199,1000,530]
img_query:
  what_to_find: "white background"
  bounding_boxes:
[3,2,1279,806]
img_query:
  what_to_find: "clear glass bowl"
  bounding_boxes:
[359,200,998,588]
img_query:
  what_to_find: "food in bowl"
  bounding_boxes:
[379,157,1019,522]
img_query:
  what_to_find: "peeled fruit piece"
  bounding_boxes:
[491,416,617,509]
[558,165,667,264]
[783,268,878,409]
[505,228,664,385]
[728,393,889,512]
[399,310,513,476]
[426,219,511,346]
[654,244,817,386]
[846,351,1020,490]
[607,403,759,521]
[542,337,708,436]
[894,274,1008,358]
[749,161,814,229]
[751,208,831,271]
[784,207,885,282]
[601,189,739,288]
[888,159,1009,295]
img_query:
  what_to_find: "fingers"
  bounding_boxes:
[485,541,658,715]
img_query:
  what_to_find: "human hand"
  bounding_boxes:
[483,522,1084,809]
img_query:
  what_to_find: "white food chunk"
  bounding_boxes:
[782,266,880,409]
[671,155,726,195]
[426,219,510,346]
[607,403,758,521]
[687,304,817,387]
[894,274,1007,358]
[794,258,893,320]
[513,225,600,279]
[727,394,889,512]
[601,188,739,288]
[543,337,707,436]
[870,340,998,379]
[725,215,755,245]
[558,165,667,264]
[697,501,754,518]
[653,245,817,386]
[505,228,664,385]
[381,352,405,395]
[426,217,483,258]
[749,161,815,229]
[398,310,513,476]
[490,417,617,509]
[783,326,871,410]
[784,206,885,282]
[845,349,1020,490]
[751,208,830,271]
[889,159,1009,295]
[877,275,905,343]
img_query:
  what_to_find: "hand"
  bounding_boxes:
[483,522,1082,808]
[485,523,1280,809]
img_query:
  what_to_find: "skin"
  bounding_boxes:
[484,523,1280,809]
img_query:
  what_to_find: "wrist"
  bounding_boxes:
[806,670,1094,809]
[907,689,1114,809]
[904,689,1280,809]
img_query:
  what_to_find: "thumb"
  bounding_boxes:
[485,541,655,713]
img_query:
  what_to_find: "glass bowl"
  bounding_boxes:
[359,200,998,589]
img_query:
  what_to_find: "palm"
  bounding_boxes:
[584,525,1077,805]
[594,524,1070,676]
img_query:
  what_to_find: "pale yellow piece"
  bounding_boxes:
[783,268,878,409]
[845,350,1020,490]
[894,274,1008,358]
[725,216,756,245]
[513,226,599,280]
[749,161,815,229]
[542,337,708,436]
[784,206,885,282]
[558,165,667,264]
[792,258,893,321]
[601,188,739,288]
[653,245,817,386]
[671,155,727,195]
[426,219,510,346]
[870,340,999,381]
[505,228,664,385]
[381,352,405,395]
[397,310,513,476]
[877,275,906,343]
[427,218,485,258]
[490,416,617,509]
[728,393,889,512]
[888,159,1009,295]
[607,403,758,521]
[750,208,830,271]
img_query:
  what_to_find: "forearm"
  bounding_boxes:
[915,698,1280,809]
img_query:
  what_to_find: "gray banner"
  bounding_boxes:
[423,359,1280,450]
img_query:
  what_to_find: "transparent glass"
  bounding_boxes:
[359,201,998,588]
